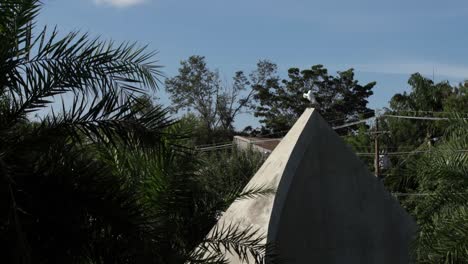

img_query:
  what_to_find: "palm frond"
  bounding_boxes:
[37,92,174,148]
[0,1,40,52]
[1,2,274,263]
[195,222,266,264]
[2,17,162,125]
[235,185,276,202]
[413,206,468,263]
[404,116,468,263]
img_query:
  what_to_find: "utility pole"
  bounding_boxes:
[374,114,380,178]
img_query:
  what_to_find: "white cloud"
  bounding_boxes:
[94,0,146,8]
[354,62,468,80]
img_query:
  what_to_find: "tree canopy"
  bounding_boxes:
[249,61,376,135]
[165,56,253,143]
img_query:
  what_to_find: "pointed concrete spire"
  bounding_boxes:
[209,108,415,263]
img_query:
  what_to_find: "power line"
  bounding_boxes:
[198,116,376,151]
[259,129,290,137]
[197,143,233,152]
[352,146,416,150]
[196,141,234,148]
[196,110,467,151]
[356,149,468,156]
[249,138,282,144]
[388,110,468,115]
[332,117,374,130]
[196,136,286,151]
[391,192,468,197]
[327,109,376,124]
[197,110,378,150]
[382,114,468,121]
[392,193,434,197]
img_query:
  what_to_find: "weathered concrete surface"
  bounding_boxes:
[211,108,416,263]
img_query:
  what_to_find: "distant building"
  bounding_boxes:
[233,136,282,155]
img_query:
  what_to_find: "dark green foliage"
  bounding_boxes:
[382,73,467,152]
[249,61,375,135]
[193,147,273,263]
[444,82,468,112]
[343,123,374,170]
[403,118,468,263]
[367,73,468,263]
[177,112,236,146]
[381,74,468,190]
[0,1,168,262]
[198,147,268,203]
[195,147,270,246]
[383,73,457,149]
[0,1,271,263]
[91,125,272,264]
[340,73,467,263]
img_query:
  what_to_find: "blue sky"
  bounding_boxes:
[38,0,468,129]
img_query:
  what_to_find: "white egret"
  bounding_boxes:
[303,90,317,105]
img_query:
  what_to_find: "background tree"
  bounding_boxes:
[444,81,468,112]
[360,73,468,263]
[198,147,267,201]
[249,61,376,135]
[380,74,468,190]
[383,73,454,149]
[343,123,374,169]
[165,56,253,144]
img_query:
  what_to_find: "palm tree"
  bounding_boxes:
[0,1,271,263]
[402,117,468,263]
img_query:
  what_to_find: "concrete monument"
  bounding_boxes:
[208,108,415,263]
